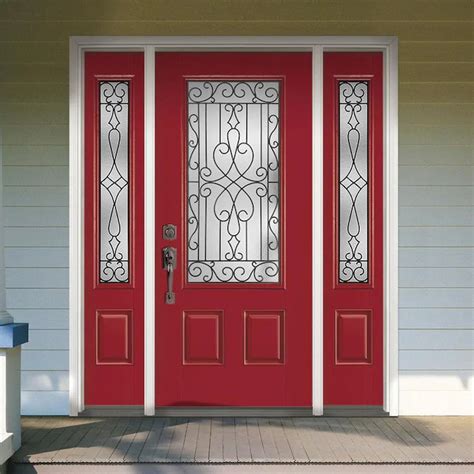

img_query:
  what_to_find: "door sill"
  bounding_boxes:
[154,407,313,417]
[323,405,389,417]
[80,405,387,417]
[81,406,145,417]
[80,406,312,417]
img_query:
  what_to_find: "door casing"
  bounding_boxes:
[69,36,399,417]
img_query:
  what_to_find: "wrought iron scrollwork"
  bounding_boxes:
[99,81,130,283]
[187,80,280,283]
[338,81,369,283]
[188,81,279,104]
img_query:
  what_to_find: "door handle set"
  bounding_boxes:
[162,246,177,304]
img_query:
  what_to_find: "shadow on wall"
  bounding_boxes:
[399,371,474,390]
[18,369,474,415]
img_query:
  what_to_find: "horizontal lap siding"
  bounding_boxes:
[0,0,472,415]
[1,25,70,417]
[398,5,474,413]
[3,158,68,413]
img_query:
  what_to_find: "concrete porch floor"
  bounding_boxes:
[10,416,474,467]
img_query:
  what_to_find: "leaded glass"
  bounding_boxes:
[338,81,369,283]
[187,81,280,283]
[99,81,130,283]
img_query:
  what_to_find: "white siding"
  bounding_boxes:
[399,330,474,350]
[5,248,68,267]
[399,161,473,413]
[22,351,68,371]
[399,309,473,329]
[24,330,69,350]
[399,268,474,288]
[21,391,68,416]
[398,391,474,416]
[7,309,68,329]
[3,148,68,414]
[6,268,69,288]
[399,248,473,267]
[21,370,68,391]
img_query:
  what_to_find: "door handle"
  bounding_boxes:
[162,247,177,304]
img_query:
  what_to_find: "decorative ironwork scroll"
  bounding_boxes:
[338,81,369,283]
[187,81,280,283]
[99,81,130,283]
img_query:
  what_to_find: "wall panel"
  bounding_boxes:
[399,208,474,226]
[399,309,473,330]
[21,370,69,391]
[22,351,69,371]
[21,391,68,416]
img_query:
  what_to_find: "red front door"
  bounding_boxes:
[83,50,384,410]
[155,53,313,407]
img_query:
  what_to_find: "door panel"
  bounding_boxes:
[323,52,384,405]
[155,53,312,407]
[84,52,144,405]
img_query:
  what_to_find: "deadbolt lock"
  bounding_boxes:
[163,224,177,241]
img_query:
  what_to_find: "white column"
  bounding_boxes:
[0,347,21,459]
[144,45,156,416]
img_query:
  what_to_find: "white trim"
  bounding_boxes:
[70,36,395,47]
[384,37,399,416]
[143,46,156,416]
[69,39,84,416]
[69,36,399,417]
[311,45,324,416]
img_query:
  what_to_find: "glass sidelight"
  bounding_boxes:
[338,81,369,284]
[99,81,130,283]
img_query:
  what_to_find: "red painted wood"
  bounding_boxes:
[155,53,312,407]
[183,312,223,365]
[335,311,372,365]
[323,52,384,405]
[96,311,132,365]
[244,311,284,365]
[84,52,144,405]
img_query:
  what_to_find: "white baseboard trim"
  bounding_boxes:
[0,433,13,465]
[399,391,474,416]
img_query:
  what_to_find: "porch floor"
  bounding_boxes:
[12,416,473,465]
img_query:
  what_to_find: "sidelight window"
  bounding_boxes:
[338,81,369,283]
[99,81,130,283]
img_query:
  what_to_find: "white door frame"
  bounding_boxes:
[69,36,399,417]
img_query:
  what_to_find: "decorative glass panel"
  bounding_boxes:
[338,81,369,283]
[99,81,130,283]
[187,81,280,283]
